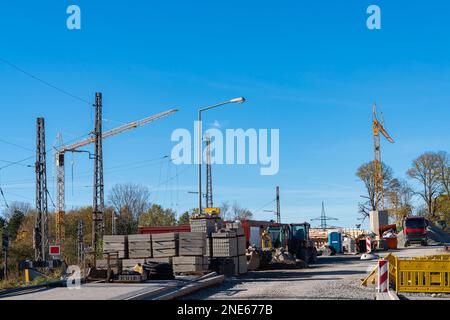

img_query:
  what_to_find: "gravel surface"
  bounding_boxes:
[184,255,379,300]
[184,247,446,300]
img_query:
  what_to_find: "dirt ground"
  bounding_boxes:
[184,246,446,300]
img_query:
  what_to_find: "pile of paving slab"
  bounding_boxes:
[97,218,248,277]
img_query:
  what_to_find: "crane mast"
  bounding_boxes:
[54,98,178,251]
[372,103,395,210]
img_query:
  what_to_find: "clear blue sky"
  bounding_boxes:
[0,1,449,228]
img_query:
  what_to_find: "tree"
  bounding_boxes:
[437,151,450,196]
[108,183,150,219]
[2,201,31,219]
[386,178,413,225]
[220,201,233,221]
[356,161,393,219]
[407,152,443,220]
[139,204,177,227]
[108,183,150,235]
[116,206,139,235]
[232,202,253,220]
[5,210,25,241]
[178,211,191,225]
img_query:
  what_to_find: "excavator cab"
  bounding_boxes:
[267,226,288,250]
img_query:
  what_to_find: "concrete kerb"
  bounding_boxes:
[375,290,400,300]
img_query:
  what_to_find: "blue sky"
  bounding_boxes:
[0,1,449,228]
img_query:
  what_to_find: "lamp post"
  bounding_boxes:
[197,97,246,216]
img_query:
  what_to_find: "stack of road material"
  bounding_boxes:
[212,230,238,258]
[173,232,208,274]
[152,233,179,258]
[173,256,209,273]
[103,235,128,259]
[144,261,175,280]
[211,229,247,276]
[226,222,248,275]
[190,217,224,236]
[128,234,152,259]
[95,258,122,275]
[179,232,206,256]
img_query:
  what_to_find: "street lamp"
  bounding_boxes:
[197,97,246,216]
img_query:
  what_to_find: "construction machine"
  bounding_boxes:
[267,223,318,264]
[247,222,317,270]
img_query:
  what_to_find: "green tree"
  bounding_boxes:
[139,204,177,227]
[178,211,191,225]
[386,178,413,225]
[6,210,25,241]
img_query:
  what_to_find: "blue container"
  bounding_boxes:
[328,232,342,253]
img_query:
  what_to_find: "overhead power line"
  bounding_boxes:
[0,57,92,105]
[0,138,34,153]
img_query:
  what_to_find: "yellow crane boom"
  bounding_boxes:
[55,108,178,247]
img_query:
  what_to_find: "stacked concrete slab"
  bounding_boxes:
[103,235,128,259]
[152,233,179,258]
[179,232,206,256]
[191,217,224,271]
[173,256,209,273]
[211,225,248,276]
[95,258,122,274]
[226,222,248,275]
[173,232,207,273]
[128,234,152,259]
[190,217,224,235]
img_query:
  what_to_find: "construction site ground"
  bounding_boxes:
[0,246,446,301]
[184,246,447,300]
[0,277,196,300]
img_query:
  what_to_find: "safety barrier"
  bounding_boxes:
[361,253,450,293]
[395,257,450,293]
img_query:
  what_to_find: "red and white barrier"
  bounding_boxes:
[378,259,389,293]
[366,237,372,253]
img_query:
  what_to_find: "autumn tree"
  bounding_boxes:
[356,161,393,219]
[139,204,177,227]
[178,211,191,225]
[386,178,413,225]
[407,152,443,220]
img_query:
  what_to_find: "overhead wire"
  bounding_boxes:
[0,57,92,105]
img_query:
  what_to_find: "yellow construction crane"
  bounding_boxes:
[54,109,178,249]
[372,103,395,210]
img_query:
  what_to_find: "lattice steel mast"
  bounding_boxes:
[35,118,48,261]
[205,134,213,208]
[92,92,104,255]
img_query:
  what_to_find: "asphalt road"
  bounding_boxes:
[184,246,446,300]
